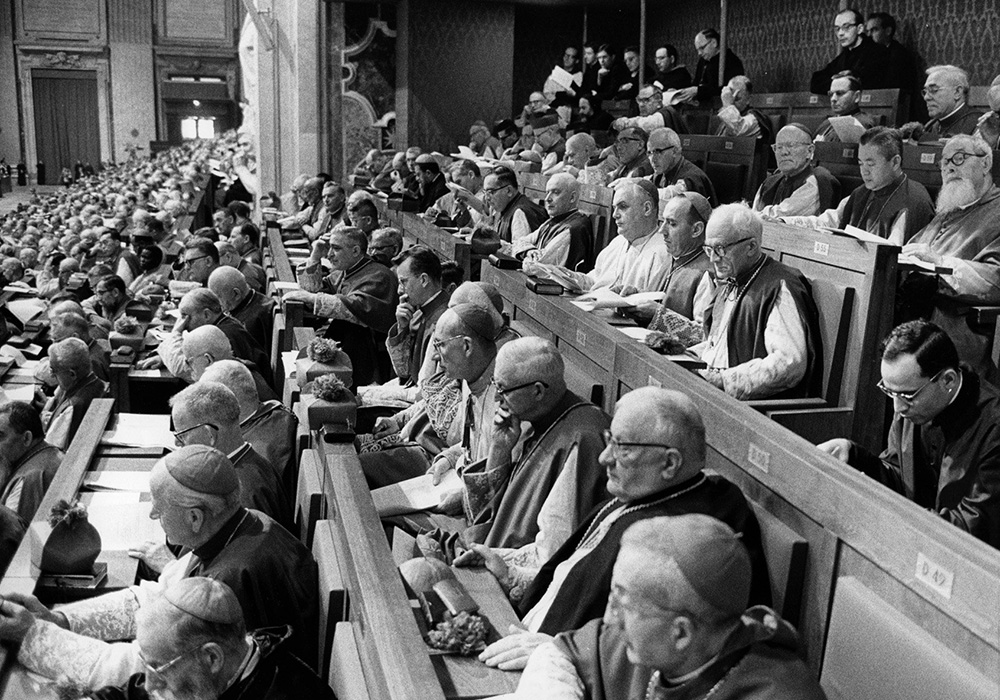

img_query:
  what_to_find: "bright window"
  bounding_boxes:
[180,117,216,140]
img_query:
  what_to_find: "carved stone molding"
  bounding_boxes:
[43,52,82,68]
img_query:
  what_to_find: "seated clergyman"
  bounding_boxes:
[511,173,594,272]
[691,203,824,400]
[470,387,769,671]
[0,445,319,689]
[782,126,934,243]
[86,577,336,700]
[524,179,671,294]
[511,514,827,699]
[819,320,1000,549]
[753,124,839,218]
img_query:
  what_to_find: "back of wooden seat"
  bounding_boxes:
[312,520,349,681]
[749,501,808,626]
[329,622,371,699]
[577,183,615,257]
[682,134,759,202]
[820,576,998,700]
[704,161,748,204]
[296,448,324,547]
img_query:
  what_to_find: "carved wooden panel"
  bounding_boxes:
[158,0,233,46]
[16,0,106,44]
[108,0,153,44]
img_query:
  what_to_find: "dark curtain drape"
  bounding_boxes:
[32,70,101,185]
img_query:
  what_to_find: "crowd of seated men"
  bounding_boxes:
[0,8,997,693]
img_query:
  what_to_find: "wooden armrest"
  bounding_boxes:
[746,397,829,413]
[766,406,854,445]
[961,305,1000,325]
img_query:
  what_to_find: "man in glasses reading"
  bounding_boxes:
[819,321,1000,548]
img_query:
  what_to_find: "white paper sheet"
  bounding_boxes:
[102,413,174,448]
[371,470,463,517]
[0,384,38,403]
[82,471,151,492]
[84,497,163,550]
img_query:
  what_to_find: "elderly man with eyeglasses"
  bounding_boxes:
[646,127,717,204]
[900,134,1000,381]
[435,336,609,559]
[170,381,291,531]
[921,65,982,140]
[0,446,318,689]
[514,515,824,700]
[690,203,824,400]
[606,127,654,183]
[611,85,687,136]
[467,387,769,671]
[752,124,840,218]
[819,320,1000,549]
[85,577,335,700]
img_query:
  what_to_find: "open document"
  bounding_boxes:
[372,470,463,517]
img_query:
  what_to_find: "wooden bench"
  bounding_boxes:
[312,439,521,699]
[679,134,762,203]
[612,340,1000,686]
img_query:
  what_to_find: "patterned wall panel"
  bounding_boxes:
[108,0,153,44]
[158,0,230,44]
[407,0,514,153]
[17,0,105,43]
[648,0,1000,93]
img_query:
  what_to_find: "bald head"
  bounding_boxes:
[494,337,567,419]
[170,380,240,428]
[201,359,258,418]
[617,387,705,470]
[565,133,597,170]
[208,266,250,313]
[182,326,233,380]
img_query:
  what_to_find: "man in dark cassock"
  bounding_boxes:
[783,126,934,243]
[40,338,109,450]
[170,382,292,531]
[148,287,274,392]
[478,166,548,245]
[612,85,687,135]
[512,515,826,699]
[635,192,714,327]
[812,72,876,143]
[809,8,888,95]
[921,66,982,140]
[676,28,745,103]
[384,246,449,390]
[692,203,824,400]
[0,445,319,687]
[716,76,773,143]
[753,124,839,218]
[412,154,450,213]
[607,127,654,183]
[0,401,63,522]
[87,577,335,700]
[287,226,398,387]
[652,44,692,91]
[512,173,594,272]
[445,337,609,561]
[209,266,275,352]
[202,360,299,498]
[647,128,717,205]
[820,321,1000,549]
[474,388,769,671]
[866,12,919,96]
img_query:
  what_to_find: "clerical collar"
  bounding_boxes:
[930,367,974,431]
[228,443,252,462]
[672,246,705,266]
[627,230,658,250]
[724,253,768,291]
[420,290,443,310]
[343,255,371,277]
[193,508,249,561]
[468,357,496,395]
[871,172,906,196]
[547,210,577,224]
[938,102,967,124]
[528,389,578,436]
